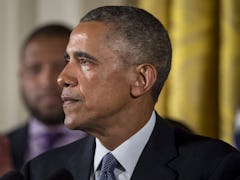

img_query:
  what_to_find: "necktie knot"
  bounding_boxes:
[101,153,118,172]
[42,132,64,150]
[98,153,118,180]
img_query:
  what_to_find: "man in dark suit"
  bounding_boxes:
[0,24,87,174]
[23,6,240,180]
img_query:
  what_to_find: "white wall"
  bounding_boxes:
[0,0,137,133]
[0,0,36,132]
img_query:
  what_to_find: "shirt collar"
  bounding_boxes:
[94,111,156,178]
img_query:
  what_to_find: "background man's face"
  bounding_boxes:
[20,36,67,125]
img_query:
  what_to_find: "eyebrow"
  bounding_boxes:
[64,50,99,64]
[74,51,98,62]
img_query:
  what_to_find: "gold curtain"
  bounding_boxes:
[138,0,170,117]
[138,0,240,144]
[219,0,240,143]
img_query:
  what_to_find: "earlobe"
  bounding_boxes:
[130,64,157,98]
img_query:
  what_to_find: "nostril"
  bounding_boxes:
[64,83,70,87]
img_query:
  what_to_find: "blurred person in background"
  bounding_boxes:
[0,24,87,175]
[0,136,13,175]
[234,103,240,150]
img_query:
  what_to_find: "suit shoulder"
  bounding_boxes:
[7,123,28,139]
[174,127,238,155]
[173,127,240,172]
[24,135,94,179]
[170,127,240,179]
[28,135,93,165]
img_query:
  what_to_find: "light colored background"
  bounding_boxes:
[1,0,239,145]
[0,0,137,133]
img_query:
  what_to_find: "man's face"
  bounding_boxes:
[20,36,67,125]
[58,22,135,132]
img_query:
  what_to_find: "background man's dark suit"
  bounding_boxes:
[7,124,28,170]
[24,115,240,180]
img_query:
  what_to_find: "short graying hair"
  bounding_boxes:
[80,6,172,102]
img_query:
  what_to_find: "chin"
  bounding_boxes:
[64,116,79,130]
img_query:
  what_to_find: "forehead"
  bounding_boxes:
[66,21,128,66]
[72,21,110,39]
[23,37,67,64]
[25,36,68,53]
[67,22,111,51]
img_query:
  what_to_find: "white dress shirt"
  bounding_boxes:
[91,111,156,180]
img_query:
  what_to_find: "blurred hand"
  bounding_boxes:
[0,135,14,176]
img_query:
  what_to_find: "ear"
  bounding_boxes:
[130,64,157,98]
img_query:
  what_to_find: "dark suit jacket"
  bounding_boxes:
[24,115,240,180]
[7,123,29,170]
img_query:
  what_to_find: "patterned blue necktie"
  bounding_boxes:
[98,153,118,180]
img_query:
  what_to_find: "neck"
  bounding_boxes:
[90,100,154,150]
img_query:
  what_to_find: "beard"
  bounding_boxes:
[21,92,65,126]
[28,105,65,126]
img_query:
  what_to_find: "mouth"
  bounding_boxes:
[61,95,80,106]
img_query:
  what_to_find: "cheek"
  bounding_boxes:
[77,68,131,104]
[88,76,130,104]
[21,79,38,98]
[20,80,30,95]
[21,76,36,90]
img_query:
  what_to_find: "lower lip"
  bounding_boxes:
[63,100,79,107]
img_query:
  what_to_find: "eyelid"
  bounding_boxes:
[25,65,41,74]
[77,56,94,65]
[64,53,70,62]
[64,51,99,66]
[75,51,98,64]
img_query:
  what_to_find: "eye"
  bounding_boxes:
[26,64,42,75]
[64,53,70,63]
[78,57,91,65]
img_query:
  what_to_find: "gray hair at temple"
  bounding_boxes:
[80,6,172,102]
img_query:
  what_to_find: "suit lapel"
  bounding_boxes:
[63,116,179,180]
[131,116,178,180]
[67,136,96,180]
[20,124,29,167]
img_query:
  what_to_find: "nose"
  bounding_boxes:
[57,62,78,88]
